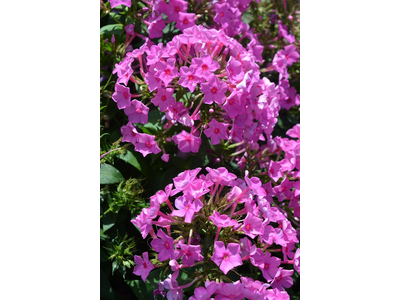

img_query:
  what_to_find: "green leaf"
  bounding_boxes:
[100,163,124,185]
[102,211,118,232]
[126,268,161,300]
[100,269,116,300]
[100,24,123,36]
[117,150,149,177]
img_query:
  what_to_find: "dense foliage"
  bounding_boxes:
[100,0,299,299]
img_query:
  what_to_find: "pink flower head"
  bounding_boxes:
[282,44,300,66]
[209,211,238,228]
[204,118,229,145]
[151,87,176,112]
[216,281,244,300]
[265,288,290,300]
[134,133,161,157]
[205,167,237,186]
[268,160,283,182]
[112,84,131,109]
[155,58,179,86]
[260,252,281,281]
[286,124,300,139]
[172,130,202,153]
[200,75,228,105]
[178,66,205,92]
[131,209,153,239]
[124,100,149,124]
[211,241,242,274]
[150,229,175,261]
[242,212,263,239]
[213,3,234,24]
[294,248,300,274]
[144,65,162,92]
[226,56,244,83]
[166,0,188,22]
[223,90,243,118]
[271,268,294,291]
[192,54,220,81]
[176,12,196,31]
[109,0,131,9]
[121,122,139,144]
[147,15,166,39]
[132,252,154,282]
[170,194,203,223]
[176,243,204,266]
[278,20,295,44]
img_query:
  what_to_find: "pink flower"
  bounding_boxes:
[286,124,300,139]
[281,44,299,66]
[242,212,263,239]
[170,194,203,223]
[204,118,229,145]
[134,133,161,157]
[200,75,228,105]
[112,84,131,109]
[260,252,281,281]
[132,252,154,282]
[155,58,179,86]
[178,66,204,92]
[226,56,244,83]
[176,243,204,266]
[192,54,220,80]
[150,229,175,261]
[271,268,294,291]
[166,0,188,22]
[151,88,176,112]
[268,160,283,182]
[124,100,149,124]
[223,90,243,118]
[121,122,139,144]
[147,15,166,39]
[205,167,237,186]
[131,209,153,239]
[265,288,290,300]
[109,0,131,9]
[211,241,242,274]
[209,211,238,228]
[293,248,300,274]
[172,130,202,153]
[176,12,196,31]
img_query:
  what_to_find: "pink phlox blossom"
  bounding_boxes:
[200,75,228,105]
[151,87,176,112]
[165,0,188,22]
[240,277,269,300]
[215,281,244,300]
[259,252,281,282]
[281,44,299,66]
[209,211,238,228]
[279,219,299,245]
[150,229,175,261]
[244,170,266,197]
[265,288,290,300]
[189,281,217,300]
[192,54,220,80]
[172,130,202,153]
[204,118,229,145]
[186,179,212,199]
[130,37,154,58]
[131,209,153,239]
[171,168,201,194]
[206,167,237,186]
[175,243,204,266]
[132,252,154,282]
[226,56,244,83]
[275,177,293,202]
[146,43,166,66]
[121,122,139,144]
[223,90,243,118]
[178,66,205,92]
[242,212,263,239]
[282,242,296,262]
[176,12,196,31]
[268,160,283,182]
[162,153,170,162]
[211,241,242,274]
[277,20,295,44]
[228,124,245,142]
[155,58,179,86]
[271,268,294,291]
[124,99,149,124]
[145,65,163,92]
[213,3,234,24]
[163,271,184,300]
[286,124,300,139]
[112,84,131,109]
[134,133,161,157]
[272,52,287,74]
[109,0,131,9]
[239,237,257,258]
[147,15,166,39]
[280,86,299,110]
[170,194,203,223]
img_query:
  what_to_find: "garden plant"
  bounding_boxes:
[100,0,300,299]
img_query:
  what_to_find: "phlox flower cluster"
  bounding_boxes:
[111,24,299,164]
[131,167,300,300]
